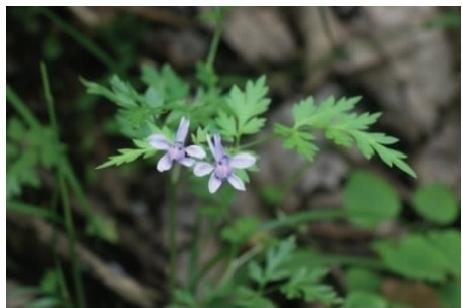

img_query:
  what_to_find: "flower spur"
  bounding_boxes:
[148,117,206,172]
[193,134,256,193]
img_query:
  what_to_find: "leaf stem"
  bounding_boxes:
[41,61,86,308]
[168,165,181,296]
[6,85,41,129]
[205,9,224,70]
[261,208,346,231]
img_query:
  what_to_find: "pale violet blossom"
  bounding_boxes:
[193,134,256,193]
[148,117,205,172]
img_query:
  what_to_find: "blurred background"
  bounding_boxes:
[6,6,461,308]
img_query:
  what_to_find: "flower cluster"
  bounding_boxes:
[148,117,256,193]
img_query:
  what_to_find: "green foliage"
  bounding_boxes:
[373,230,460,282]
[411,184,459,225]
[96,139,156,169]
[221,217,260,245]
[344,291,387,308]
[233,287,275,308]
[280,267,342,305]
[141,64,190,103]
[6,117,63,198]
[274,96,416,177]
[249,236,296,288]
[345,268,381,293]
[217,76,270,140]
[344,170,401,228]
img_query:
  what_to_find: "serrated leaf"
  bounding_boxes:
[344,170,401,228]
[141,64,189,102]
[224,76,271,138]
[280,267,342,305]
[234,287,275,308]
[221,217,260,245]
[277,96,416,177]
[96,139,156,169]
[274,124,318,161]
[411,184,459,225]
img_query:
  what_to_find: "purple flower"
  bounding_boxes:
[193,134,256,193]
[148,117,206,172]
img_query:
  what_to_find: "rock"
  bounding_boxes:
[414,114,461,195]
[334,7,456,141]
[222,7,296,64]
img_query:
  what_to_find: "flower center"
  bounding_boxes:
[215,156,232,179]
[169,142,185,161]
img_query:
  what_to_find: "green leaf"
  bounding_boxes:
[345,268,381,293]
[274,123,318,161]
[85,214,118,243]
[276,96,416,177]
[249,236,296,288]
[344,170,401,228]
[411,184,458,225]
[280,267,342,305]
[233,287,275,308]
[7,201,61,223]
[344,291,387,308]
[439,280,461,308]
[141,64,189,102]
[6,118,62,199]
[224,76,271,138]
[221,217,260,245]
[373,231,459,282]
[96,139,156,169]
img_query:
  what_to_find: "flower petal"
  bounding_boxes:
[208,174,222,193]
[212,134,225,160]
[175,117,190,143]
[207,134,219,162]
[148,134,171,150]
[186,145,206,159]
[179,158,195,168]
[227,173,245,191]
[157,153,173,172]
[193,162,214,177]
[230,153,256,169]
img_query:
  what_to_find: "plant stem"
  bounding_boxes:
[261,208,346,231]
[6,85,41,129]
[59,174,86,308]
[41,61,86,308]
[205,11,224,71]
[36,8,118,72]
[218,243,263,288]
[168,165,181,295]
[187,216,202,293]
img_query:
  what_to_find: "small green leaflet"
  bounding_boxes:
[274,96,416,178]
[249,236,296,288]
[96,139,156,169]
[280,267,342,305]
[217,76,270,140]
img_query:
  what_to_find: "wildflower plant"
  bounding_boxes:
[81,7,420,308]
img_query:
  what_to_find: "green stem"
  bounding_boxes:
[187,216,202,293]
[261,208,346,231]
[59,173,86,308]
[36,8,118,72]
[205,14,224,70]
[168,165,181,295]
[40,62,59,132]
[41,61,85,308]
[6,85,41,128]
[218,244,263,288]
